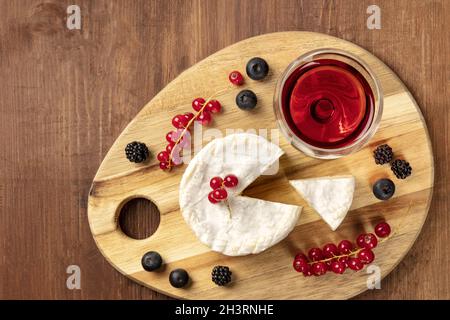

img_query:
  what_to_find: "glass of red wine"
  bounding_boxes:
[274,49,383,159]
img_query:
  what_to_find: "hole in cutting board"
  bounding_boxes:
[118,198,160,239]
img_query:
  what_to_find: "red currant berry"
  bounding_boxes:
[330,260,346,274]
[192,98,205,112]
[166,131,175,143]
[212,188,228,200]
[229,70,244,85]
[166,142,175,153]
[205,100,221,113]
[338,256,349,266]
[357,248,375,264]
[157,151,169,162]
[375,222,391,238]
[347,258,364,271]
[172,114,189,129]
[210,176,223,190]
[196,110,212,126]
[208,191,219,204]
[294,253,308,262]
[184,112,194,121]
[159,161,170,170]
[293,258,309,273]
[338,240,353,254]
[322,243,339,258]
[223,174,239,188]
[303,266,313,277]
[312,262,327,276]
[308,248,324,262]
[356,233,378,249]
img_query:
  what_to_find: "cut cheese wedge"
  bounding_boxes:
[179,133,302,256]
[289,176,355,231]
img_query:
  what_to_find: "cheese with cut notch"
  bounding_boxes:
[179,133,302,256]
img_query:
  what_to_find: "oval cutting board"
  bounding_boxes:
[88,32,434,299]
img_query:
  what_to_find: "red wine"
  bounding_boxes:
[281,59,374,148]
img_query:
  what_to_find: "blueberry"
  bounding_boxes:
[169,269,189,288]
[141,251,162,271]
[372,179,395,200]
[246,57,269,80]
[236,90,257,110]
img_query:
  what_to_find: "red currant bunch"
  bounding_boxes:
[292,221,391,277]
[158,97,222,171]
[208,174,239,204]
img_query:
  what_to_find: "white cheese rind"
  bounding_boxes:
[179,133,302,256]
[289,176,355,231]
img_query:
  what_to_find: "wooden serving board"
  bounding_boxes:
[88,32,434,299]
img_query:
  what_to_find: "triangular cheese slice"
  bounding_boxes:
[180,133,302,256]
[289,176,355,231]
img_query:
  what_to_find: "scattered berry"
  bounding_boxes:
[141,251,163,271]
[213,188,228,201]
[347,258,364,271]
[229,70,244,85]
[391,159,412,179]
[210,176,223,190]
[196,110,212,126]
[236,89,257,110]
[206,100,222,113]
[357,248,375,264]
[373,144,393,165]
[373,178,395,200]
[375,222,391,238]
[322,243,339,258]
[125,141,150,163]
[308,248,323,261]
[169,269,189,288]
[337,240,353,254]
[208,191,219,204]
[312,262,327,276]
[211,266,232,286]
[223,174,239,188]
[356,233,378,249]
[192,98,205,112]
[246,57,269,80]
[330,260,346,274]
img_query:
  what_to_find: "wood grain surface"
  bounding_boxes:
[0,0,449,299]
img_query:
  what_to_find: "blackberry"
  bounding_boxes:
[373,144,393,165]
[125,141,149,163]
[391,159,412,179]
[211,265,232,286]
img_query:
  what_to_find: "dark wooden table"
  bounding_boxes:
[1,0,448,299]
